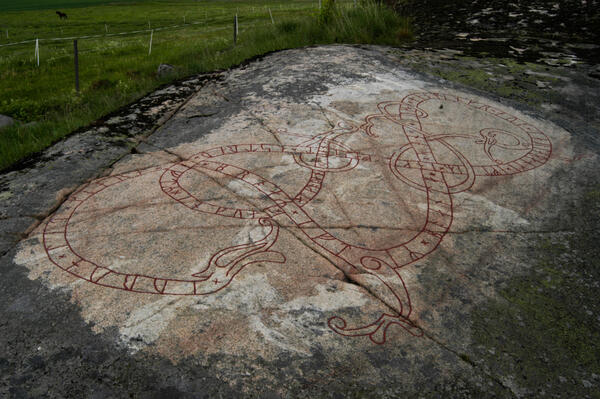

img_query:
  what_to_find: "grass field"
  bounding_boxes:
[0,0,412,171]
[0,0,141,12]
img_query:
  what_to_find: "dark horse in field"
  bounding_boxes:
[56,11,68,19]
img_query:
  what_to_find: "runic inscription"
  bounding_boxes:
[43,92,552,344]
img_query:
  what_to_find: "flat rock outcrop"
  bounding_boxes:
[2,45,599,398]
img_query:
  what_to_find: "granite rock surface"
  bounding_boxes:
[2,45,599,398]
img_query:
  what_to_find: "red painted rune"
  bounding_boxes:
[42,92,552,344]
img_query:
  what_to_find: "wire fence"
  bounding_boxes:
[0,2,322,48]
[0,1,340,69]
[1,24,243,66]
[1,17,254,48]
[0,0,357,100]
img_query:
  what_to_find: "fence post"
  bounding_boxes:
[74,40,79,92]
[148,29,153,55]
[269,8,274,24]
[34,38,39,66]
[233,14,238,45]
[105,24,108,33]
[319,0,322,10]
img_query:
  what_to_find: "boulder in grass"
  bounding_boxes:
[157,63,176,78]
[0,114,16,131]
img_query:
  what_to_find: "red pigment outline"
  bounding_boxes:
[43,92,552,344]
[43,167,285,296]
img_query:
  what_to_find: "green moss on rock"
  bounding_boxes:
[471,187,600,396]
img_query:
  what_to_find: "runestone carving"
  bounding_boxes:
[43,92,551,344]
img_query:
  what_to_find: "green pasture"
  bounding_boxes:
[0,1,317,42]
[0,0,139,12]
[0,0,412,171]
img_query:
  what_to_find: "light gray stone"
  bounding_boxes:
[0,114,15,130]
[157,63,175,77]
